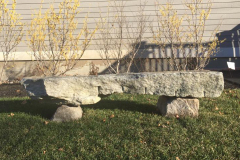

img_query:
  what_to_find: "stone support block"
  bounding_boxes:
[157,96,199,117]
[52,105,83,122]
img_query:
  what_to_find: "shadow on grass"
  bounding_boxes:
[0,99,60,119]
[82,99,158,115]
[0,98,159,119]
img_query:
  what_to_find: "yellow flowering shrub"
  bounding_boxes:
[0,0,24,82]
[27,0,97,76]
[153,0,223,70]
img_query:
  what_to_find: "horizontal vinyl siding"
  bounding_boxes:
[1,0,240,59]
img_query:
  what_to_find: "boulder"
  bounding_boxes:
[157,96,199,117]
[21,71,224,105]
[52,105,83,122]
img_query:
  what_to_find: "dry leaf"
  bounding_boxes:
[175,115,179,119]
[16,90,21,93]
[162,125,167,128]
[166,121,170,125]
[44,121,49,125]
[176,157,180,160]
[38,100,44,104]
[110,114,115,118]
[215,107,219,111]
[158,123,161,127]
[58,148,64,151]
[43,151,46,154]
[103,119,106,122]
[21,100,27,105]
[10,113,14,117]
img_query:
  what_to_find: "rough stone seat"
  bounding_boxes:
[21,71,224,120]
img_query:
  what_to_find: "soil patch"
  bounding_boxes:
[0,84,28,97]
[221,70,240,78]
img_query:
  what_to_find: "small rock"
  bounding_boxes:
[52,105,83,122]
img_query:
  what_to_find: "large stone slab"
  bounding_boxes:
[21,71,224,105]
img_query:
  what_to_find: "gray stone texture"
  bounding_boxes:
[52,105,83,122]
[21,71,224,105]
[157,96,199,117]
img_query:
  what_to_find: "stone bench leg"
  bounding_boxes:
[157,96,199,117]
[51,105,83,122]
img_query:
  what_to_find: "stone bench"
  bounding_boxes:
[21,71,224,121]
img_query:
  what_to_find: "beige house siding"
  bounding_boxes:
[1,0,240,57]
[0,0,240,80]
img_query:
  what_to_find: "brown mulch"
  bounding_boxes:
[222,70,240,79]
[222,70,240,89]
[224,81,240,90]
[0,83,28,97]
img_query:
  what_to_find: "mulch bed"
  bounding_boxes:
[224,81,240,90]
[0,83,28,97]
[222,70,240,78]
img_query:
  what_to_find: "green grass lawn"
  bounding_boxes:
[0,89,240,160]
